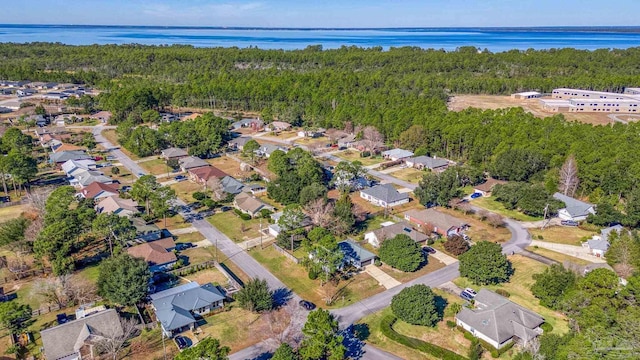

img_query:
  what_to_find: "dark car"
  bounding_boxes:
[174,336,188,349]
[422,246,436,254]
[460,290,475,302]
[470,192,482,199]
[0,196,11,203]
[175,175,187,181]
[299,300,316,311]
[561,220,579,227]
[176,242,194,251]
[56,313,68,324]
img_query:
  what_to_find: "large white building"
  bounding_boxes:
[543,87,640,113]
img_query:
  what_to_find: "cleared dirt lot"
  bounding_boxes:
[448,95,634,126]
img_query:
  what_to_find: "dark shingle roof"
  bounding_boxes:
[151,282,225,331]
[361,184,409,204]
[553,193,594,218]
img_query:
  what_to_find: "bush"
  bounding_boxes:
[235,278,273,313]
[379,315,466,360]
[308,268,318,280]
[495,289,511,298]
[391,285,442,327]
[260,209,273,218]
[374,259,382,267]
[192,191,207,201]
[444,235,470,256]
[360,151,371,157]
[379,234,423,272]
[540,322,553,333]
[446,320,456,329]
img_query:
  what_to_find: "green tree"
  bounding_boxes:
[587,202,624,227]
[234,278,273,313]
[299,183,328,206]
[97,253,150,306]
[492,148,547,182]
[81,132,97,149]
[150,185,176,226]
[141,109,161,124]
[278,205,305,232]
[92,213,136,256]
[6,150,38,193]
[110,166,120,175]
[414,168,462,207]
[0,218,29,247]
[306,234,343,286]
[174,338,230,360]
[379,234,423,272]
[391,284,443,326]
[242,139,260,163]
[443,234,470,256]
[331,161,366,193]
[332,193,356,235]
[130,175,159,214]
[299,309,345,360]
[1,127,33,153]
[272,343,298,360]
[398,125,428,151]
[531,264,577,309]
[459,241,512,285]
[0,301,33,335]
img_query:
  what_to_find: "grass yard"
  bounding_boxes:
[182,268,229,286]
[380,257,447,283]
[0,204,28,222]
[250,246,383,308]
[181,246,216,264]
[391,167,425,184]
[207,211,265,242]
[77,263,101,283]
[170,180,204,203]
[138,158,171,176]
[529,226,596,246]
[334,150,385,166]
[126,328,179,360]
[101,129,140,160]
[472,196,542,222]
[157,214,192,230]
[104,165,135,185]
[525,246,591,265]
[206,156,245,177]
[175,232,205,244]
[439,207,512,243]
[453,255,570,335]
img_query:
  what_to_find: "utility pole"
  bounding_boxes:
[215,238,218,262]
[541,203,550,230]
[259,218,263,249]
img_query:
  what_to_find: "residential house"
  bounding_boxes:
[382,148,414,161]
[404,208,468,237]
[473,178,507,197]
[219,176,245,195]
[268,211,313,237]
[69,169,114,188]
[151,282,226,337]
[338,240,377,268]
[337,134,357,148]
[179,156,209,172]
[406,156,450,172]
[584,224,624,257]
[95,196,139,217]
[364,221,429,247]
[52,142,85,153]
[246,183,267,195]
[228,136,253,151]
[16,88,37,97]
[161,147,188,160]
[231,118,264,131]
[257,143,288,158]
[62,159,97,176]
[553,193,596,222]
[34,126,66,138]
[127,238,177,273]
[160,112,179,123]
[43,92,69,100]
[233,192,273,218]
[360,184,410,208]
[90,111,112,123]
[297,128,326,138]
[50,150,92,165]
[456,289,544,350]
[267,121,291,132]
[40,308,123,360]
[79,182,120,200]
[188,166,228,186]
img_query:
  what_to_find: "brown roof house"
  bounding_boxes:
[456,289,544,350]
[40,308,124,360]
[79,182,120,200]
[364,221,429,247]
[95,196,139,217]
[404,208,468,237]
[161,147,188,160]
[127,238,177,273]
[473,178,507,197]
[179,156,209,172]
[188,166,228,186]
[233,192,273,218]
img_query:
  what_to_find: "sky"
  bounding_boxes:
[3,0,640,28]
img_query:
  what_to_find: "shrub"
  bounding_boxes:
[444,235,470,256]
[360,151,371,157]
[193,191,207,201]
[495,289,511,298]
[308,268,318,280]
[468,338,483,360]
[234,278,273,313]
[446,320,456,329]
[391,285,442,327]
[540,322,553,333]
[379,234,423,272]
[260,209,273,218]
[374,259,382,267]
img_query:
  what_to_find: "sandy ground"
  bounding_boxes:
[447,95,637,126]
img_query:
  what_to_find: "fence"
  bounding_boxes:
[213,262,243,291]
[168,260,217,276]
[272,243,300,264]
[0,198,27,209]
[0,267,53,286]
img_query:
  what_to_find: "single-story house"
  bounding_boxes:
[228,136,253,151]
[405,156,449,172]
[17,88,37,97]
[511,91,542,99]
[69,169,114,188]
[297,128,325,138]
[268,211,313,237]
[337,134,357,148]
[127,238,177,273]
[219,176,245,195]
[35,126,66,137]
[40,308,123,360]
[473,178,507,197]
[179,156,210,172]
[584,224,624,257]
[52,142,85,153]
[90,111,112,123]
[382,148,414,161]
[553,193,596,222]
[160,113,179,123]
[360,184,410,208]
[364,221,429,247]
[456,289,544,350]
[50,150,92,165]
[43,92,69,100]
[79,182,120,200]
[267,121,291,132]
[61,159,97,176]
[188,166,228,185]
[95,196,139,217]
[231,118,264,131]
[257,144,288,158]
[404,208,468,237]
[246,183,267,195]
[151,282,226,337]
[338,240,377,268]
[161,147,188,160]
[233,192,273,218]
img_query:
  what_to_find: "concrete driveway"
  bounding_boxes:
[364,265,401,289]
[530,240,606,263]
[429,250,458,266]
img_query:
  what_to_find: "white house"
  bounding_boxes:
[360,184,410,208]
[382,148,414,161]
[364,221,429,247]
[553,193,596,222]
[584,224,624,257]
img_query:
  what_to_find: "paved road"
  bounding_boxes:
[92,125,147,178]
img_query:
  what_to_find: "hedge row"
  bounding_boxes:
[380,315,467,360]
[459,326,514,358]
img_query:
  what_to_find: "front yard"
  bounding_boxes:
[525,246,591,265]
[453,255,570,335]
[390,167,425,184]
[207,211,266,242]
[138,158,171,176]
[438,207,512,243]
[101,129,140,160]
[334,150,385,167]
[529,226,596,246]
[169,180,204,203]
[472,196,542,222]
[379,257,447,283]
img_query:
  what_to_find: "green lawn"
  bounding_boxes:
[207,211,265,242]
[101,129,140,160]
[391,167,425,184]
[250,246,383,308]
[529,226,596,246]
[175,232,205,244]
[138,158,171,175]
[77,263,101,283]
[453,255,570,335]
[525,246,591,265]
[169,180,204,203]
[0,204,28,222]
[379,257,447,283]
[334,150,384,166]
[472,196,542,222]
[197,305,271,353]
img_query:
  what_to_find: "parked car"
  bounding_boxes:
[464,288,477,297]
[470,192,482,199]
[422,246,436,254]
[93,156,103,161]
[299,300,316,311]
[176,242,194,251]
[174,336,189,349]
[56,313,68,325]
[0,196,10,203]
[174,175,187,181]
[460,290,475,302]
[561,220,579,227]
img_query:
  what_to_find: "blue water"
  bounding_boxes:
[1,24,640,51]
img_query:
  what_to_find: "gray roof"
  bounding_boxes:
[50,150,91,163]
[456,289,544,346]
[553,193,595,218]
[221,176,244,194]
[361,184,409,204]
[382,148,414,159]
[259,143,287,156]
[229,137,252,147]
[371,222,429,243]
[600,224,624,242]
[408,156,449,169]
[162,147,188,158]
[587,239,610,251]
[338,240,376,265]
[41,309,123,360]
[74,170,113,187]
[152,282,226,331]
[179,156,209,170]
